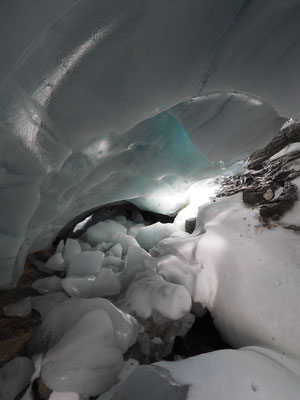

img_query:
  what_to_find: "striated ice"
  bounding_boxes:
[27,297,139,356]
[90,269,121,297]
[119,270,192,321]
[0,357,34,400]
[86,220,127,247]
[106,243,122,258]
[31,292,68,320]
[63,239,81,265]
[62,276,96,298]
[67,250,104,277]
[45,252,66,272]
[32,276,63,294]
[3,296,32,317]
[135,223,175,251]
[41,309,124,396]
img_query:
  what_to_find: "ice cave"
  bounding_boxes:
[1,0,300,399]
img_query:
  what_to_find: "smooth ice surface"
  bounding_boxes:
[2,0,300,287]
[45,252,66,272]
[31,292,69,320]
[32,276,63,294]
[41,309,124,396]
[67,251,104,277]
[0,357,34,400]
[90,268,121,297]
[27,297,139,355]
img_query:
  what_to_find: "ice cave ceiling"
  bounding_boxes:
[1,0,300,289]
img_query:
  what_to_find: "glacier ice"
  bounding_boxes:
[1,0,300,287]
[0,357,34,400]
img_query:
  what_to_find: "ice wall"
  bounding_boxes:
[1,0,300,288]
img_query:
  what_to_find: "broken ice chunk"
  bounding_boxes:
[111,234,140,255]
[119,270,192,321]
[34,260,54,274]
[63,239,81,265]
[55,239,64,254]
[78,240,92,252]
[103,256,125,270]
[49,392,87,400]
[114,215,127,226]
[62,276,96,297]
[0,357,34,400]
[86,220,127,246]
[32,276,63,294]
[3,296,32,317]
[128,223,145,238]
[41,309,124,396]
[27,297,139,356]
[135,223,175,251]
[106,243,122,258]
[93,242,112,252]
[45,252,66,272]
[32,292,69,320]
[120,246,151,291]
[67,251,104,276]
[90,268,121,297]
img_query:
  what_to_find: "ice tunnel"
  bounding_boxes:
[2,1,300,399]
[2,0,300,289]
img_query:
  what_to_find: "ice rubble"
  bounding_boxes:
[3,0,300,288]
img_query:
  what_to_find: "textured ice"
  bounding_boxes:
[0,357,34,400]
[2,0,300,287]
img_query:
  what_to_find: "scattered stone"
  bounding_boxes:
[263,188,274,201]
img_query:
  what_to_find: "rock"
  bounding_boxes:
[185,218,196,234]
[263,188,274,202]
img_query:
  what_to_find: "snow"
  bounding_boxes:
[270,142,300,161]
